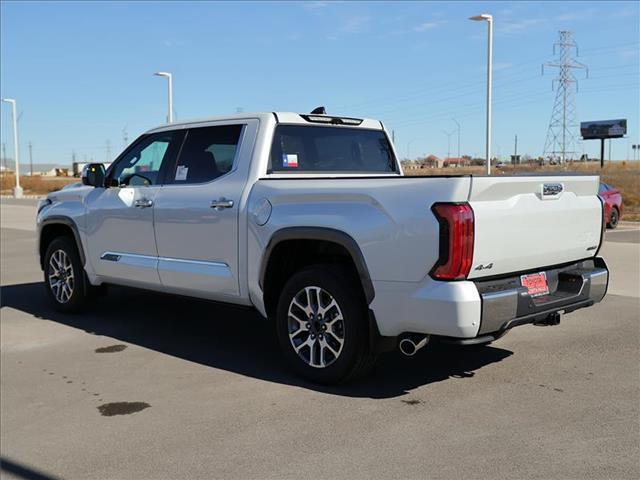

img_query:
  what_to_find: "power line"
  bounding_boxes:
[542,31,588,164]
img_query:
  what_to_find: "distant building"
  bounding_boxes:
[419,154,443,168]
[443,157,470,167]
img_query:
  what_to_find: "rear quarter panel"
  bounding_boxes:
[246,176,471,314]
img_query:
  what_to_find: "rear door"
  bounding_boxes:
[152,120,258,300]
[85,130,184,287]
[467,175,602,279]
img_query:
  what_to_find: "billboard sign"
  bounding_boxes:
[580,119,627,139]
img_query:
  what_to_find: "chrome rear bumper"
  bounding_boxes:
[475,257,608,336]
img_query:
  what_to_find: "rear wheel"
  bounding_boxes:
[44,237,89,313]
[608,207,619,229]
[275,265,376,384]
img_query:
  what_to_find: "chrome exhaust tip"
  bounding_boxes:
[398,334,429,356]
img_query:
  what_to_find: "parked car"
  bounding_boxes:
[36,111,609,384]
[599,182,623,229]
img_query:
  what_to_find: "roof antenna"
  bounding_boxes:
[311,106,326,114]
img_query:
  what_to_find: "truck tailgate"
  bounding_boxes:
[467,175,602,279]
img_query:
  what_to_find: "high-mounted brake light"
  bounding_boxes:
[300,114,364,126]
[430,203,475,281]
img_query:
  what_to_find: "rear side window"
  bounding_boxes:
[171,125,243,184]
[269,125,397,173]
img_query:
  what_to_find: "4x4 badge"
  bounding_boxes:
[474,263,493,271]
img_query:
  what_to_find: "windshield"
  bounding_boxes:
[269,125,398,174]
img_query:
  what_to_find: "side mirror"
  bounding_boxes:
[81,163,106,187]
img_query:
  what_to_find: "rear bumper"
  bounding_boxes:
[370,257,608,341]
[476,257,608,333]
[438,257,608,344]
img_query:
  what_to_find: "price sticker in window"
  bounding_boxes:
[175,165,189,181]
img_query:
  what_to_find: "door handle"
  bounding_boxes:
[134,198,153,208]
[210,198,234,210]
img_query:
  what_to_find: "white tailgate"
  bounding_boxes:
[468,175,602,279]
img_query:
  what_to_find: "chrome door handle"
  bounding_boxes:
[210,198,234,210]
[134,198,153,208]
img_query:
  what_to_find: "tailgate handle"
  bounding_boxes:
[542,183,563,199]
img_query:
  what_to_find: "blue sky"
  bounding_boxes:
[1,0,638,166]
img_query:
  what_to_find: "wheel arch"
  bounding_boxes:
[259,227,375,319]
[39,217,85,270]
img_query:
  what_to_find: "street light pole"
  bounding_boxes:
[452,118,461,158]
[470,13,493,175]
[154,71,173,123]
[443,130,454,159]
[1,98,23,198]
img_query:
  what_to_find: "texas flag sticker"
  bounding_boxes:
[282,153,299,168]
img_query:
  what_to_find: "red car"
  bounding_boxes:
[599,182,624,229]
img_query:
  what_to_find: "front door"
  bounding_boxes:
[85,130,184,288]
[152,121,256,300]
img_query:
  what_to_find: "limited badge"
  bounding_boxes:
[282,153,298,168]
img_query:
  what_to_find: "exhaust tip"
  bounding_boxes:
[399,339,417,356]
[398,335,429,357]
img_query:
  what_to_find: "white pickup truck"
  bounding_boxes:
[37,111,608,383]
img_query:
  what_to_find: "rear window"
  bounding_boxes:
[269,125,397,173]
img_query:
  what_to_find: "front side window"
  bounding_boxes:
[269,125,397,173]
[109,132,179,186]
[170,125,243,184]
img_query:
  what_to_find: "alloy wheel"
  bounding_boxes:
[287,286,345,368]
[48,249,75,303]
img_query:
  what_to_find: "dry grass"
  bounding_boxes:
[0,174,78,195]
[405,161,640,221]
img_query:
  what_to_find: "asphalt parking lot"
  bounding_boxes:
[1,198,639,480]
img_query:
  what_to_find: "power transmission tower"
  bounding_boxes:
[542,31,588,164]
[122,126,129,150]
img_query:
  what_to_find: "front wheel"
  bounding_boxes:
[275,265,376,384]
[44,237,89,313]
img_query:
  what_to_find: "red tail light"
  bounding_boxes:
[430,203,475,280]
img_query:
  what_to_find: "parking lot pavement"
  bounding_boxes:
[1,206,639,480]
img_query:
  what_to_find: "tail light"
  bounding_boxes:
[430,203,475,280]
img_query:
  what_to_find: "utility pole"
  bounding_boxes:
[28,141,33,176]
[392,130,395,144]
[122,126,129,150]
[542,31,588,164]
[608,138,612,163]
[2,143,6,170]
[513,134,518,164]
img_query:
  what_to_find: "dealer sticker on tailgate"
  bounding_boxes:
[520,272,550,297]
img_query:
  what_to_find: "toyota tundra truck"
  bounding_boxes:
[36,111,609,383]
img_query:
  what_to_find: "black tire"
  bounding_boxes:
[44,236,90,313]
[275,265,377,384]
[607,207,619,229]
